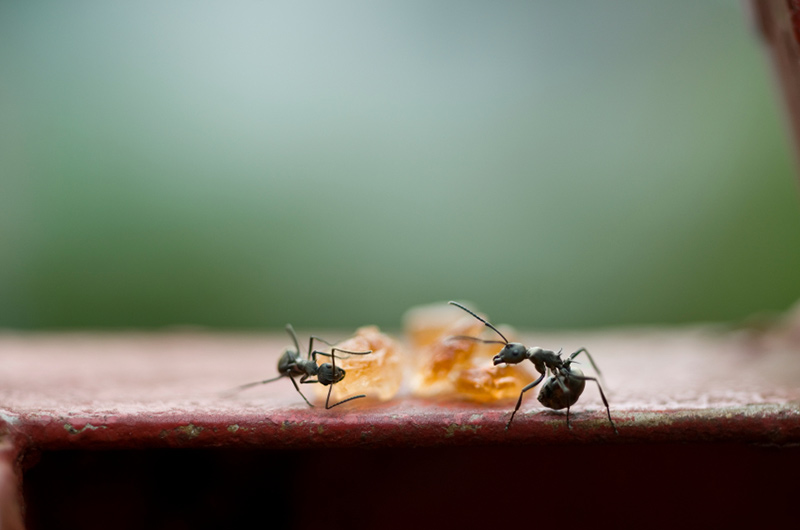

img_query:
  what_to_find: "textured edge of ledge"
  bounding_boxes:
[2,402,800,454]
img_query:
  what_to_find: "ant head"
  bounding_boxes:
[317,363,346,385]
[493,342,527,366]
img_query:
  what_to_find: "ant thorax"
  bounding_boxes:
[296,357,320,377]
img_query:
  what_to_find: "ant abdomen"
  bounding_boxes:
[537,367,586,410]
[277,349,301,375]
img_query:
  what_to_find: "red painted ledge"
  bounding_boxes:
[2,324,800,527]
[1,325,799,452]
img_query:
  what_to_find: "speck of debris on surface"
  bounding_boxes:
[444,423,481,438]
[63,423,106,435]
[174,424,203,439]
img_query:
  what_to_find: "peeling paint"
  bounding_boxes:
[444,423,482,438]
[175,424,204,439]
[624,405,800,428]
[629,411,676,427]
[63,423,106,435]
[0,412,20,426]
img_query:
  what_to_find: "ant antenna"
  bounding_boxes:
[448,301,509,344]
[447,335,507,346]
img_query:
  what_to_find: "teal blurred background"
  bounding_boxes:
[1,1,799,330]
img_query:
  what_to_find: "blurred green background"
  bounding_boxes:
[1,1,799,331]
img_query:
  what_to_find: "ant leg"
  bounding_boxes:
[308,336,371,359]
[332,347,371,357]
[285,324,302,354]
[554,372,570,393]
[566,405,572,430]
[307,335,331,359]
[299,373,321,385]
[569,347,608,386]
[570,374,618,434]
[324,350,367,409]
[288,376,314,407]
[311,348,372,363]
[220,374,284,397]
[325,387,367,409]
[506,373,545,431]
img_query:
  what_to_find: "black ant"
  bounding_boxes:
[448,301,617,433]
[226,324,372,409]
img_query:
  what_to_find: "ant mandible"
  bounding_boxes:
[227,324,372,409]
[448,302,617,433]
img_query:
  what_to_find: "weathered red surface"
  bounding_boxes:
[1,326,799,454]
[3,324,800,528]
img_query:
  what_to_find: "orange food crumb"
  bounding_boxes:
[454,365,531,403]
[405,302,530,401]
[313,326,402,404]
